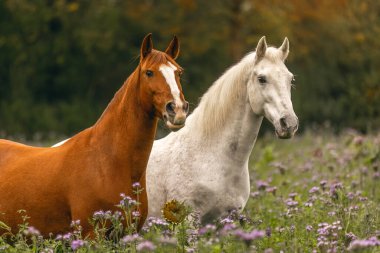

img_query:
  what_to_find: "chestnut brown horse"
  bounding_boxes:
[0,34,188,236]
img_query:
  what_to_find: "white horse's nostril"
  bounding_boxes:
[280,117,288,129]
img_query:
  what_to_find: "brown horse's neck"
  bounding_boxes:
[89,69,158,182]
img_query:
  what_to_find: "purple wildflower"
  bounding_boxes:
[360,166,368,176]
[70,220,80,227]
[309,186,320,194]
[351,181,359,188]
[256,180,269,190]
[345,232,357,242]
[132,211,141,217]
[224,223,236,230]
[304,202,313,207]
[145,217,169,228]
[320,180,328,190]
[113,211,123,220]
[198,224,216,235]
[121,234,141,244]
[347,192,355,200]
[330,182,343,199]
[24,226,40,236]
[301,161,313,172]
[132,182,141,189]
[158,236,177,245]
[270,161,287,174]
[348,236,380,251]
[266,186,277,195]
[306,225,313,232]
[62,232,72,241]
[93,210,105,220]
[220,217,234,224]
[220,223,237,236]
[136,240,156,252]
[266,227,272,237]
[250,191,260,198]
[285,199,298,207]
[71,240,86,250]
[119,194,138,208]
[234,229,265,243]
[353,136,364,145]
[317,221,342,252]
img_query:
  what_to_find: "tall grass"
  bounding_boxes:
[0,131,379,252]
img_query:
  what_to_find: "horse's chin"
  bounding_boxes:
[165,120,185,131]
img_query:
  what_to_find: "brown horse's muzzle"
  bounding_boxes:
[163,101,189,131]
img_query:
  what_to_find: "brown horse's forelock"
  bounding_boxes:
[142,50,182,71]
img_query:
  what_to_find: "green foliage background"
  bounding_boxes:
[0,0,379,139]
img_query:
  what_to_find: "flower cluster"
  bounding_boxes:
[317,221,343,252]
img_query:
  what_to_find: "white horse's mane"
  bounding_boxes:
[191,47,282,137]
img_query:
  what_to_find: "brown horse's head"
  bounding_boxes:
[138,33,188,131]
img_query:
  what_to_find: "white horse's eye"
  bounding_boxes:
[291,76,296,84]
[258,75,267,84]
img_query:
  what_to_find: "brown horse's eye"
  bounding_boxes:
[178,71,183,77]
[146,70,153,77]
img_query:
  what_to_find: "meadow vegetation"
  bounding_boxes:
[0,131,379,252]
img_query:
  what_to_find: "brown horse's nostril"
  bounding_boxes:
[280,117,288,129]
[183,101,189,113]
[165,101,176,116]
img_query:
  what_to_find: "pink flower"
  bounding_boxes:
[137,240,156,251]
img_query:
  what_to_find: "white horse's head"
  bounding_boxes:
[248,36,298,139]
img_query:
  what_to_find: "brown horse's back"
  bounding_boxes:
[0,137,139,236]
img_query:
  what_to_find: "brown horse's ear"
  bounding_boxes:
[165,35,180,60]
[141,33,153,61]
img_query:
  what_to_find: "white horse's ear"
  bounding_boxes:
[279,37,289,61]
[255,36,267,62]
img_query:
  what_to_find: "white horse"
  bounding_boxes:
[147,37,298,224]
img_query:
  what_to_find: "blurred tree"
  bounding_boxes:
[0,0,379,139]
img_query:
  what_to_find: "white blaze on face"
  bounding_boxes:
[159,62,183,107]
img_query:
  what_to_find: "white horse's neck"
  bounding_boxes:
[187,52,263,164]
